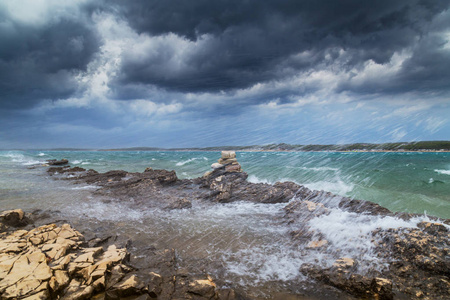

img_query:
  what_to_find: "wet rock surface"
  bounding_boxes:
[286,196,450,299]
[46,159,69,166]
[0,213,239,300]
[20,154,450,299]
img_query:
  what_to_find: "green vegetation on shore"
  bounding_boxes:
[100,141,450,152]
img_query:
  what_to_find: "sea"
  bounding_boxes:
[1,150,449,297]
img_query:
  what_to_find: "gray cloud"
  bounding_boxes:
[0,7,99,109]
[108,0,450,96]
[0,0,449,113]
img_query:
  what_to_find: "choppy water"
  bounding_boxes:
[2,150,448,218]
[0,150,449,298]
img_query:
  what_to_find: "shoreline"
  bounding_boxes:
[1,153,449,299]
[2,149,450,153]
[2,140,450,153]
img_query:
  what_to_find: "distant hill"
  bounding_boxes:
[101,141,450,152]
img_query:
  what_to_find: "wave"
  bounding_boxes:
[0,152,25,161]
[22,160,42,166]
[71,185,99,190]
[0,152,43,166]
[176,157,206,166]
[434,169,450,175]
[71,160,91,166]
[248,175,354,195]
[304,180,354,195]
[307,208,428,271]
[426,178,445,185]
[247,175,272,184]
[299,166,339,172]
[38,152,46,157]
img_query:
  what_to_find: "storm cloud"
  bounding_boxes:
[109,0,450,95]
[0,2,99,109]
[0,0,449,148]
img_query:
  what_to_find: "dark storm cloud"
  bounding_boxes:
[0,8,99,109]
[1,0,449,111]
[109,0,450,95]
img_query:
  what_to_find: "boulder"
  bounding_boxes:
[225,164,241,172]
[188,279,216,298]
[211,163,224,169]
[221,151,236,159]
[0,209,29,227]
[147,272,162,297]
[166,198,192,210]
[107,274,146,298]
[218,158,238,165]
[46,159,69,166]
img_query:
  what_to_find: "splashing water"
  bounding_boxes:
[0,150,449,297]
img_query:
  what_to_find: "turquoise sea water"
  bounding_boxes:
[1,150,449,219]
[0,149,449,297]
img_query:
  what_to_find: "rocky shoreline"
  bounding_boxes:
[1,152,449,299]
[0,209,229,300]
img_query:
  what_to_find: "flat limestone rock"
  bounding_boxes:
[333,258,355,269]
[74,252,96,263]
[1,210,188,300]
[49,270,70,292]
[188,279,216,298]
[22,289,50,300]
[221,151,236,159]
[211,163,224,169]
[218,158,238,164]
[307,240,328,249]
[109,274,146,297]
[2,279,44,299]
[29,262,52,281]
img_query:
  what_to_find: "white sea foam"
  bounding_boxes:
[223,246,305,283]
[1,152,25,161]
[247,175,272,184]
[1,152,44,166]
[176,157,203,166]
[72,160,82,164]
[38,152,46,156]
[68,200,145,221]
[22,160,42,166]
[434,169,450,175]
[304,179,354,195]
[308,209,421,269]
[299,166,339,172]
[71,185,99,190]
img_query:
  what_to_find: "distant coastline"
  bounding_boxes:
[2,141,450,152]
[95,140,450,152]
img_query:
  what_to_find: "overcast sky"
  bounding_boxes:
[1,0,449,148]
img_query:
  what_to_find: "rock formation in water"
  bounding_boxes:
[46,159,69,166]
[3,152,449,299]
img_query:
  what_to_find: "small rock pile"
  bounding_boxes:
[211,151,242,173]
